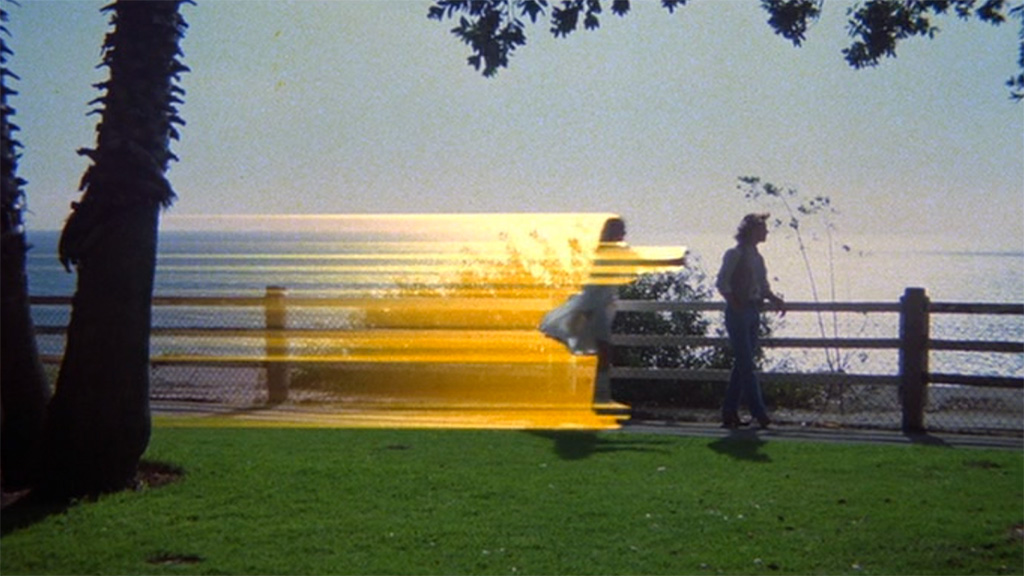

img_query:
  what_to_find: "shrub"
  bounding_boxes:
[609,268,817,411]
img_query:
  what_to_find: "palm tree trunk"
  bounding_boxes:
[0,5,51,490]
[0,232,51,490]
[42,204,160,496]
[39,0,187,498]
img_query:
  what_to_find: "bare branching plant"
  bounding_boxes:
[738,176,865,376]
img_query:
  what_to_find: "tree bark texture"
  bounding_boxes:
[0,231,51,489]
[1,4,52,489]
[42,204,159,495]
[40,0,186,498]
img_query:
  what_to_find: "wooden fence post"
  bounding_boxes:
[899,287,930,433]
[265,285,289,405]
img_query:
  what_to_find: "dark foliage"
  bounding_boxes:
[762,0,823,46]
[609,270,817,411]
[428,0,1021,98]
[610,270,766,409]
[1010,3,1024,99]
[428,0,686,76]
[842,0,1009,68]
[611,270,724,371]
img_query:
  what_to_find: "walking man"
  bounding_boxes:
[716,213,786,429]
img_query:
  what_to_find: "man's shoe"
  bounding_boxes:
[756,416,771,429]
[722,418,751,429]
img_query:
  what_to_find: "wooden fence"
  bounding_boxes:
[612,287,1023,433]
[31,287,1023,433]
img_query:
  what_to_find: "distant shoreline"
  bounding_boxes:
[24,226,1024,256]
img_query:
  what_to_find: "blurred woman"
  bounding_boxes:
[541,217,684,406]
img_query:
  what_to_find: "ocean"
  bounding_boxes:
[23,222,1024,381]
[25,226,1024,302]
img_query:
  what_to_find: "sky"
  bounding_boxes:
[6,0,1023,251]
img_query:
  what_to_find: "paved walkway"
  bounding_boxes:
[153,402,1022,450]
[620,419,1024,450]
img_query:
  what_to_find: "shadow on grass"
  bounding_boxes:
[707,430,772,462]
[1,491,72,537]
[904,432,952,447]
[1,460,183,537]
[529,431,672,460]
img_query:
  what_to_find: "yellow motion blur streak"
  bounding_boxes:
[166,214,685,430]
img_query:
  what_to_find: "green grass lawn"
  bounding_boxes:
[1,426,1021,575]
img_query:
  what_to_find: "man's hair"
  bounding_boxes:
[735,213,769,243]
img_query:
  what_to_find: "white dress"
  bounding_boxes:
[539,242,637,355]
[538,283,617,355]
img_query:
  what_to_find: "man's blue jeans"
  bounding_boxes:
[723,304,768,421]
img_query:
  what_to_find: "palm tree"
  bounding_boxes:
[38,0,189,498]
[0,3,51,490]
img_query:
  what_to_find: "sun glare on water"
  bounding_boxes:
[157,214,686,429]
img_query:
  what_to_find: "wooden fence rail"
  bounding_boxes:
[30,287,1023,433]
[615,287,1022,432]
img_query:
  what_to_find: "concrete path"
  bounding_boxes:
[153,401,1021,450]
[620,419,1023,450]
